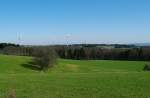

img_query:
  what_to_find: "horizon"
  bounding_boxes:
[0,41,147,46]
[0,0,150,45]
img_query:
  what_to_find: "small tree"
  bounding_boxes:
[143,64,150,71]
[33,48,57,71]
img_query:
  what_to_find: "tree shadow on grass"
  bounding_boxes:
[21,61,41,71]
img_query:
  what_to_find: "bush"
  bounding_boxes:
[33,48,57,71]
[143,64,150,71]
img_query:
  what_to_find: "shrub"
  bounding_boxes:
[33,48,57,71]
[143,64,150,71]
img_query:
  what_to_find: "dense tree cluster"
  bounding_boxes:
[0,43,19,49]
[2,46,33,56]
[55,46,150,61]
[0,43,32,55]
[0,43,150,61]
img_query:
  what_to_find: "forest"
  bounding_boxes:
[0,43,150,61]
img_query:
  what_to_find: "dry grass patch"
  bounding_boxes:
[66,64,79,72]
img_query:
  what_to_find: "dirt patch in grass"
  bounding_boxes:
[66,64,79,72]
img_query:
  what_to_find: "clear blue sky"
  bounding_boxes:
[0,0,150,45]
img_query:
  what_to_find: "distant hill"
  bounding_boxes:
[134,43,150,46]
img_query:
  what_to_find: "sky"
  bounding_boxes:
[0,0,150,45]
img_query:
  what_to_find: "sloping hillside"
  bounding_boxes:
[0,55,150,98]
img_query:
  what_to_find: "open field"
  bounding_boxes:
[0,55,150,98]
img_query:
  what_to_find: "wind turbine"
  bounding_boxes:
[18,32,21,45]
[66,34,71,46]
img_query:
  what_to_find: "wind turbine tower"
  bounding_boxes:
[18,33,21,45]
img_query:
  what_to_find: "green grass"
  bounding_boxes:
[0,55,150,98]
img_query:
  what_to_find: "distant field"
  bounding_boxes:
[0,55,150,98]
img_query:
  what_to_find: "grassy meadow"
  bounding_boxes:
[0,55,150,98]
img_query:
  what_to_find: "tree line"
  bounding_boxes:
[55,46,150,61]
[0,43,150,61]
